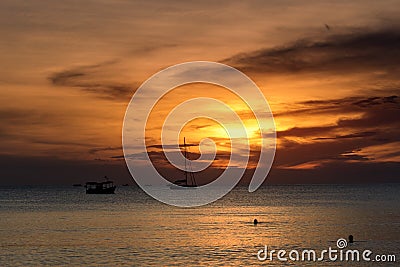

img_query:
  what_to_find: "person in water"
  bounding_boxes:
[254,219,258,225]
[348,235,354,243]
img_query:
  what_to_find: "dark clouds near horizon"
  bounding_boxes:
[223,27,400,78]
[274,95,400,172]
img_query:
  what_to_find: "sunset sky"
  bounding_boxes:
[1,0,399,185]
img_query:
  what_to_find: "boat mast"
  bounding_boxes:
[183,137,197,187]
[184,137,188,185]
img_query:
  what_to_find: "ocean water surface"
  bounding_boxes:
[0,184,399,266]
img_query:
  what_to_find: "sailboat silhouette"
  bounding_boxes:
[170,137,198,189]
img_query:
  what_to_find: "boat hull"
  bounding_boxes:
[86,186,116,194]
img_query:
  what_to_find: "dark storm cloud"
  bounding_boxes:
[273,94,400,173]
[89,146,123,154]
[147,143,197,149]
[223,28,400,75]
[265,161,400,184]
[313,131,376,140]
[48,60,137,101]
[28,138,91,147]
[278,126,336,138]
[120,149,219,162]
[336,152,370,161]
[188,124,215,130]
[273,96,378,118]
[278,95,400,134]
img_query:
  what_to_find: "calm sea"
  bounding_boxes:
[0,184,399,266]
